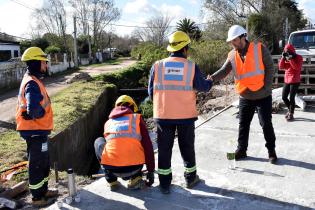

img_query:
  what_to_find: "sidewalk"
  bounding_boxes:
[48,107,315,210]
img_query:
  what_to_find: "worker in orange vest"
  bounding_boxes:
[148,31,213,194]
[16,47,58,207]
[210,25,277,164]
[94,95,155,191]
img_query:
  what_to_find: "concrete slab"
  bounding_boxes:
[48,107,315,210]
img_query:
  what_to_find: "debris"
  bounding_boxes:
[0,181,28,199]
[66,72,92,84]
[0,161,28,182]
[0,197,17,209]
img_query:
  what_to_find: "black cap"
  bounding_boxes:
[67,168,73,174]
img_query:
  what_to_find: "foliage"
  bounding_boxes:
[45,45,61,54]
[130,42,168,66]
[20,40,32,54]
[176,18,202,41]
[189,39,230,75]
[31,37,50,51]
[139,98,153,119]
[94,61,150,88]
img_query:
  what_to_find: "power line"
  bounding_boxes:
[9,0,37,11]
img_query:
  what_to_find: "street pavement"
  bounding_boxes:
[48,106,315,210]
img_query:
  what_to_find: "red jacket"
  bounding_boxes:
[278,44,303,84]
[106,106,155,172]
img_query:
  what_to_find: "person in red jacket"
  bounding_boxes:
[278,44,303,121]
[94,95,155,191]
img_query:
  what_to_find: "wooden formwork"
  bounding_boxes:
[272,55,315,95]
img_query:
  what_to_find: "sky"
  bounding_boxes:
[0,0,314,40]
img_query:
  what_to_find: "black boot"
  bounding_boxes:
[235,149,247,160]
[268,149,278,164]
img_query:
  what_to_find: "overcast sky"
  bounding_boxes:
[0,0,314,40]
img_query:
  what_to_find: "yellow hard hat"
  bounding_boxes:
[21,47,49,62]
[167,31,191,52]
[115,95,138,112]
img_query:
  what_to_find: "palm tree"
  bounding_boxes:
[176,18,202,41]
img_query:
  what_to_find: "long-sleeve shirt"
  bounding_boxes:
[211,41,275,100]
[278,55,303,84]
[148,52,212,124]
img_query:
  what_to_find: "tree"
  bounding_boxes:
[32,0,68,52]
[203,0,307,53]
[176,18,202,41]
[69,0,120,50]
[132,14,172,46]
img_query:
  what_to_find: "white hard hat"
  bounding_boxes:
[226,25,247,42]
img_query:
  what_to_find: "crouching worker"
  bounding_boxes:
[94,95,155,191]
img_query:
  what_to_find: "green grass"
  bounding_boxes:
[0,80,115,176]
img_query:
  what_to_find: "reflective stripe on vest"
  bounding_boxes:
[105,114,142,141]
[16,74,53,131]
[230,42,264,80]
[154,60,193,91]
[153,57,198,119]
[229,42,265,93]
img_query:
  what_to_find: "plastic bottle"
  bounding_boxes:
[227,139,236,169]
[67,168,77,197]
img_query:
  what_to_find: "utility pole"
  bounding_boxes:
[73,16,78,68]
[88,24,92,63]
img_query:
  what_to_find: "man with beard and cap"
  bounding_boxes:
[278,43,303,121]
[16,47,57,207]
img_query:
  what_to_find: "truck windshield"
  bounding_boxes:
[289,31,315,49]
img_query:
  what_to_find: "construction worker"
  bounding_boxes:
[94,95,155,191]
[148,31,213,194]
[279,43,303,121]
[210,25,277,164]
[16,47,57,207]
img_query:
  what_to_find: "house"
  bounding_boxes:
[0,39,20,62]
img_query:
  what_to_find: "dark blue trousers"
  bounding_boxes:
[25,135,50,199]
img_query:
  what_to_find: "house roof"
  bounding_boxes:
[0,39,20,45]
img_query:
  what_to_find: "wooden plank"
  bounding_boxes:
[0,181,28,199]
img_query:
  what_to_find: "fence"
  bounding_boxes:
[272,55,315,95]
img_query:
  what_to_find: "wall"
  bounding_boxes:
[0,62,26,92]
[48,86,117,175]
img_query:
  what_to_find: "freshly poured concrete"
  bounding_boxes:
[48,107,315,210]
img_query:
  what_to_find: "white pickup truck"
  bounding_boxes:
[285,29,315,63]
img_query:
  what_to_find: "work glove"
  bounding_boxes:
[282,52,289,59]
[145,172,154,187]
[21,111,32,120]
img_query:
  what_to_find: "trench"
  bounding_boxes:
[48,87,153,176]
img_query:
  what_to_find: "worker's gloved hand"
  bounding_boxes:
[145,172,154,187]
[21,111,32,120]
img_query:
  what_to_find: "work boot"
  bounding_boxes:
[235,150,247,160]
[286,113,294,121]
[268,149,278,164]
[186,175,200,189]
[32,197,55,208]
[159,185,170,194]
[109,181,120,191]
[45,188,58,198]
[127,176,144,190]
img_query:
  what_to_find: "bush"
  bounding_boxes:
[139,97,153,119]
[94,61,150,88]
[189,40,230,75]
[45,45,61,54]
[131,42,168,66]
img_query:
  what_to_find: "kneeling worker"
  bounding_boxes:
[94,95,155,190]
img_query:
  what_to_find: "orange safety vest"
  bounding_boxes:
[101,113,145,166]
[16,74,53,131]
[229,42,265,94]
[153,57,198,119]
